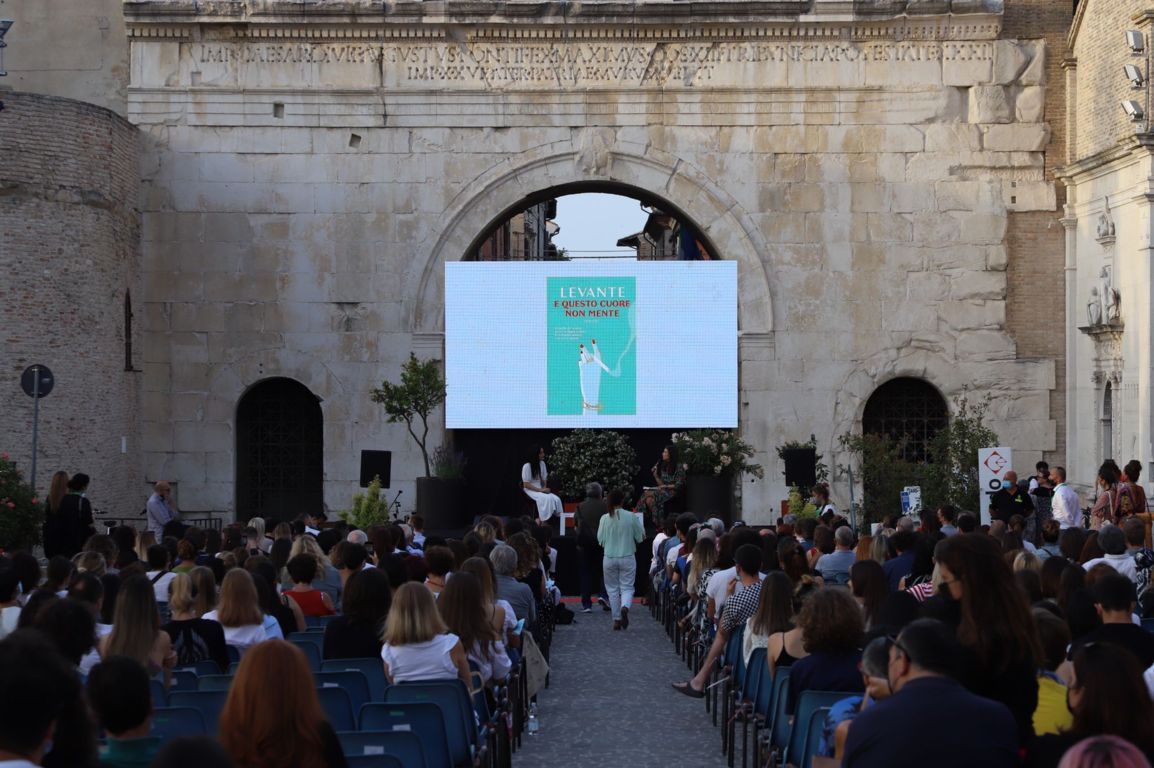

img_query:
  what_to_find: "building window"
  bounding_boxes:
[124,291,134,371]
[862,377,948,463]
[1102,382,1113,461]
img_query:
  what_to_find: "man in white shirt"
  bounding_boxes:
[1049,466,1082,529]
[1083,525,1139,584]
[143,545,176,603]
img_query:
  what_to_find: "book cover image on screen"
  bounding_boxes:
[547,276,636,417]
[443,261,737,430]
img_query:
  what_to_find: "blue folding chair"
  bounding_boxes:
[228,662,242,675]
[385,680,478,765]
[800,705,833,768]
[1142,617,1154,634]
[150,707,207,741]
[338,731,426,768]
[290,636,323,671]
[316,670,371,714]
[226,645,241,665]
[168,690,229,734]
[317,686,357,733]
[169,670,198,693]
[175,659,221,677]
[196,674,234,692]
[785,691,859,768]
[306,614,337,629]
[346,756,404,768]
[150,678,168,707]
[322,658,388,702]
[768,668,794,757]
[359,703,453,768]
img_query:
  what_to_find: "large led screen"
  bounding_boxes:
[445,261,737,429]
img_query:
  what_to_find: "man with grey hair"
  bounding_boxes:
[491,543,537,624]
[346,529,369,546]
[575,482,610,613]
[815,525,857,584]
[1083,524,1139,584]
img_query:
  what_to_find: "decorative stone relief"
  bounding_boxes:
[1096,198,1116,246]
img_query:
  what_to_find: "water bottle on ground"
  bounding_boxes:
[528,702,540,735]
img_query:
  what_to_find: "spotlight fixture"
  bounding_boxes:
[1122,99,1145,121]
[1127,30,1146,55]
[1126,63,1146,88]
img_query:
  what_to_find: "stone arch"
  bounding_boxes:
[408,138,774,336]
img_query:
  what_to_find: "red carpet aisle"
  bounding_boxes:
[511,600,731,768]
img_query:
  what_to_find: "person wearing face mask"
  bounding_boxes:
[841,619,1019,768]
[989,470,1034,525]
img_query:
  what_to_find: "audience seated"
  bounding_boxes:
[284,554,336,617]
[219,639,348,768]
[145,545,177,602]
[438,571,512,686]
[459,555,521,654]
[100,574,177,688]
[422,545,455,598]
[288,536,342,609]
[491,543,537,624]
[323,567,391,660]
[380,582,472,685]
[1070,571,1154,670]
[0,565,20,639]
[203,570,268,654]
[786,586,865,715]
[161,572,230,672]
[0,630,91,768]
[88,655,161,768]
[843,619,1020,768]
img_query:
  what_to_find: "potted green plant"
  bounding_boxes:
[0,452,41,553]
[549,429,639,506]
[370,353,465,531]
[673,429,764,523]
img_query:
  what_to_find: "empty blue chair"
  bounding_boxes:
[322,658,388,702]
[226,645,241,665]
[150,678,168,707]
[150,707,206,741]
[385,681,477,765]
[197,675,234,691]
[290,637,322,671]
[346,756,404,768]
[768,668,794,756]
[306,614,336,629]
[785,691,859,768]
[316,670,371,714]
[170,670,198,693]
[359,703,452,768]
[339,731,426,768]
[168,690,228,734]
[316,686,357,733]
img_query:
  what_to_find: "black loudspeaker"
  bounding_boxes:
[782,448,817,488]
[359,450,392,488]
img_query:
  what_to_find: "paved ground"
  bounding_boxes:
[512,602,734,768]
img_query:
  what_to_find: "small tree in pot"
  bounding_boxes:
[370,353,445,478]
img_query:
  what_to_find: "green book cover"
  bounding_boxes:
[547,276,636,416]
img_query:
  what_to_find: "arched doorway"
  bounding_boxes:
[235,378,323,522]
[862,377,948,463]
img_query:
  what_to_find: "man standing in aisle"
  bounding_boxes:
[1049,466,1081,530]
[146,481,179,539]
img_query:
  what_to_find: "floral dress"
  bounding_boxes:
[635,463,686,523]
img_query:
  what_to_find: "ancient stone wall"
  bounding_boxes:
[126,0,1061,521]
[0,92,142,519]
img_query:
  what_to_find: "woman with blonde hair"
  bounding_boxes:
[100,574,177,687]
[203,569,267,654]
[249,516,273,554]
[219,639,347,768]
[161,572,229,672]
[135,531,158,564]
[380,582,471,685]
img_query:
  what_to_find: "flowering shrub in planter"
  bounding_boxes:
[0,453,41,552]
[673,429,764,479]
[549,430,639,502]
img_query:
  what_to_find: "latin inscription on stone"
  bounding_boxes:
[190,40,992,89]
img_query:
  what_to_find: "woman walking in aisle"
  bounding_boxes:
[598,488,644,631]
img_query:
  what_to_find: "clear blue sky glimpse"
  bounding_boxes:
[552,193,649,260]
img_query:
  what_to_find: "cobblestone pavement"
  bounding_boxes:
[512,602,733,768]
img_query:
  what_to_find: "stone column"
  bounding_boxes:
[1060,203,1078,476]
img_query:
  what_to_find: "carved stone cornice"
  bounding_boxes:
[124,0,1004,39]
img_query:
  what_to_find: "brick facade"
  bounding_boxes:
[0,92,142,521]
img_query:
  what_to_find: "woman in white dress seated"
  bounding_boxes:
[522,444,563,523]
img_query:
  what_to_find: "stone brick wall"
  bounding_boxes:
[1070,0,1150,160]
[1002,0,1074,464]
[0,92,142,522]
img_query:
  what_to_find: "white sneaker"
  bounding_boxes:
[581,607,592,613]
